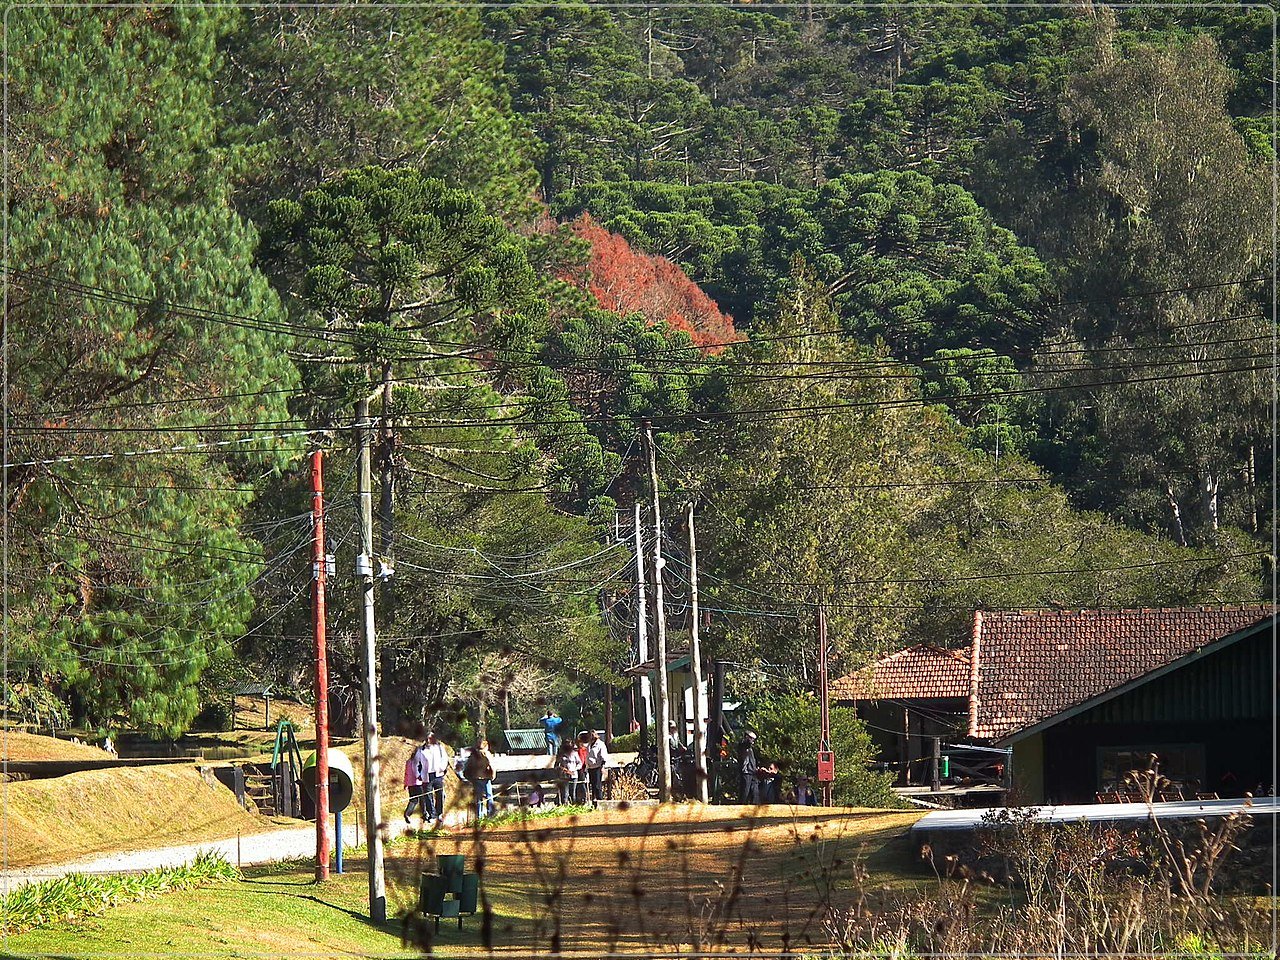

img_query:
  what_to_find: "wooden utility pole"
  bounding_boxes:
[632,502,651,745]
[355,399,387,921]
[817,602,832,807]
[686,502,709,803]
[377,360,397,728]
[603,686,614,745]
[642,421,673,802]
[311,450,331,881]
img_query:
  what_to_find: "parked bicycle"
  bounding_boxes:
[622,743,701,799]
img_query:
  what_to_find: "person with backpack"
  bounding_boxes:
[462,738,497,821]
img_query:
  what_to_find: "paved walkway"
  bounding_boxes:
[911,795,1278,834]
[0,811,465,894]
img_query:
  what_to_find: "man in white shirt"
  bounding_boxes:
[421,731,450,826]
[585,729,610,809]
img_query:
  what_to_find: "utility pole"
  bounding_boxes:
[817,602,832,807]
[685,502,709,803]
[355,398,387,921]
[311,450,331,881]
[642,421,673,802]
[632,502,651,745]
[377,360,397,729]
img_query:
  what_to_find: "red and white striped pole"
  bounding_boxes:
[311,450,331,880]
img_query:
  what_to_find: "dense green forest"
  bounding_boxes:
[6,3,1273,738]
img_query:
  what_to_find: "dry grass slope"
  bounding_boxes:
[3,765,282,867]
[1,732,115,762]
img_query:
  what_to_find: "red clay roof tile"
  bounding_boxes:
[969,605,1275,740]
[832,644,971,701]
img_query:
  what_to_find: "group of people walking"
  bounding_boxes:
[404,710,614,825]
[543,709,610,807]
[403,730,450,828]
[404,732,502,824]
[553,727,610,807]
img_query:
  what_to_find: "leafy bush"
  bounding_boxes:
[609,731,639,753]
[1,851,239,934]
[2,681,70,732]
[193,699,233,732]
[746,692,896,807]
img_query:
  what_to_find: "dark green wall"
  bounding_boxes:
[1038,624,1274,802]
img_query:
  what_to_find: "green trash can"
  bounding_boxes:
[459,873,479,914]
[419,873,446,916]
[438,854,465,893]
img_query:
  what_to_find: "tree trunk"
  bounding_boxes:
[1166,483,1187,547]
[1246,445,1258,534]
[378,360,399,730]
[1201,472,1219,533]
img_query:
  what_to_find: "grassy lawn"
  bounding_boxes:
[3,862,416,958]
[4,806,926,957]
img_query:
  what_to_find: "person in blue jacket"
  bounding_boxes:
[541,708,562,755]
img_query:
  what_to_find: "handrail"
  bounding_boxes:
[269,719,307,818]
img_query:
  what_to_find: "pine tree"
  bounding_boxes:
[7,7,298,736]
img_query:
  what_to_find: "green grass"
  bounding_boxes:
[0,808,922,957]
[0,851,538,958]
[1,852,239,935]
[2,860,417,957]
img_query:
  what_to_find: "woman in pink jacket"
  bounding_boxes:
[403,743,426,824]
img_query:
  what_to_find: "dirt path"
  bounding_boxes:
[409,804,924,956]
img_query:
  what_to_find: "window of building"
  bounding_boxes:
[1097,744,1206,792]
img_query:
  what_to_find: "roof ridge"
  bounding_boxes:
[989,603,1275,618]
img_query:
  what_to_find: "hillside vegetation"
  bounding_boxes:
[4,4,1270,746]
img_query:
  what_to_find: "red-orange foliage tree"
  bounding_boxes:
[569,213,740,351]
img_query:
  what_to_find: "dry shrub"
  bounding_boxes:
[608,770,650,802]
[827,772,1271,959]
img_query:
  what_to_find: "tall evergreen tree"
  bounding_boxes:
[7,7,298,736]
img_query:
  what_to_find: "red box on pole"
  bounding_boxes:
[816,750,835,783]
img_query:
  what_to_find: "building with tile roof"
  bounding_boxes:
[835,606,1275,803]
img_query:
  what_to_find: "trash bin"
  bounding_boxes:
[459,873,479,914]
[419,873,446,916]
[438,854,465,894]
